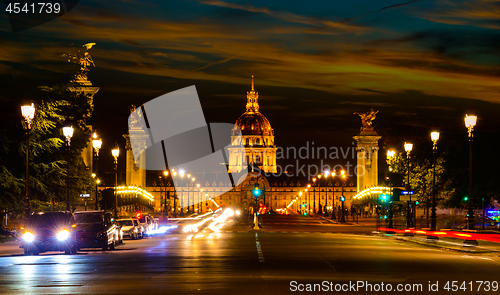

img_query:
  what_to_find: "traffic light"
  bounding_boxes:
[340,196,345,202]
[415,200,419,205]
[253,183,260,197]
[463,196,469,202]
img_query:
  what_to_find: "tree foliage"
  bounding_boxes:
[387,152,453,209]
[0,87,95,217]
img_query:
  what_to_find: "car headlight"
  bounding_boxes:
[57,229,70,241]
[23,232,35,242]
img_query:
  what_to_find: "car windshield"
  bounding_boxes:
[118,220,133,226]
[27,213,70,229]
[74,213,103,224]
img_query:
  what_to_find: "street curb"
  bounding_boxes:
[386,234,500,254]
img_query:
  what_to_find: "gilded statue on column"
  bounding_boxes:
[354,109,379,132]
[62,43,96,84]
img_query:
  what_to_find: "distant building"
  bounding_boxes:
[123,76,359,216]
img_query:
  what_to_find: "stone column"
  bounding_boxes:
[353,131,381,193]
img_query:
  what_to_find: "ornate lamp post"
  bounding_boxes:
[159,170,169,218]
[465,114,477,230]
[96,179,101,209]
[186,174,191,213]
[111,146,120,219]
[306,184,311,215]
[430,132,440,231]
[191,177,195,213]
[330,172,337,221]
[205,192,208,211]
[323,171,330,216]
[196,184,200,213]
[386,150,396,228]
[404,142,413,228]
[317,174,322,214]
[92,132,102,210]
[21,103,35,220]
[298,191,303,213]
[312,178,317,213]
[198,187,202,213]
[163,171,169,217]
[340,170,346,223]
[172,171,178,217]
[63,125,74,212]
[179,170,185,216]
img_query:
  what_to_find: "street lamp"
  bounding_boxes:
[198,187,202,213]
[340,170,346,223]
[21,103,35,220]
[163,171,169,217]
[317,174,322,214]
[323,171,330,216]
[465,114,477,230]
[179,170,185,216]
[111,146,120,219]
[298,191,303,213]
[191,177,195,213]
[312,178,317,214]
[386,150,396,228]
[196,184,200,212]
[92,132,102,210]
[330,172,337,221]
[404,142,413,228]
[63,125,74,212]
[430,132,440,231]
[306,184,311,215]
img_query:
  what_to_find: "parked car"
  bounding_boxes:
[118,218,143,239]
[73,211,122,251]
[20,211,77,255]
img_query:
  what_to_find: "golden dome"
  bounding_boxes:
[233,112,273,136]
[232,76,274,136]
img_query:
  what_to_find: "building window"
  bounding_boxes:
[246,138,250,146]
[256,138,260,145]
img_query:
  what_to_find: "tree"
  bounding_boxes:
[387,151,453,218]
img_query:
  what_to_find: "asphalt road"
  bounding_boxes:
[1,214,500,295]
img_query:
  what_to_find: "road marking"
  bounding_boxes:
[255,233,265,263]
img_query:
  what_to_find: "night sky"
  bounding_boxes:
[1,0,500,175]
